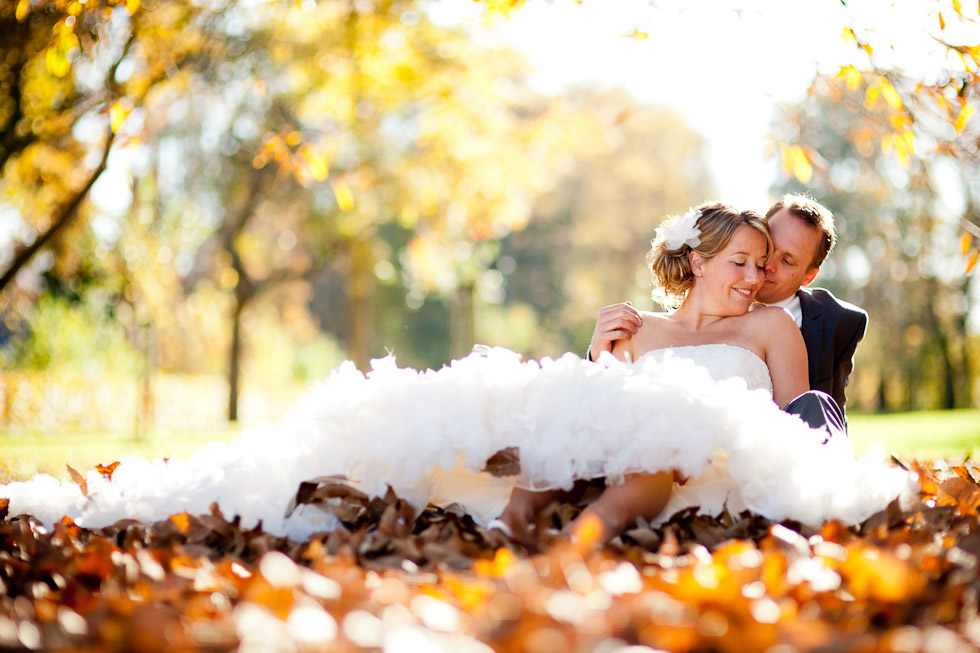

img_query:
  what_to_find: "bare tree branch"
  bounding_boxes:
[0,126,117,294]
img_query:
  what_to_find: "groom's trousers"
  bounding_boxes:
[784,390,847,444]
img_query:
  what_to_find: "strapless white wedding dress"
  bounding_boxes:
[1,345,909,539]
[636,344,773,394]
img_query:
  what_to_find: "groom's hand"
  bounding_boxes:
[589,302,642,361]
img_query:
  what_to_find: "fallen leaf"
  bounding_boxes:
[66,464,88,497]
[170,512,192,534]
[95,462,121,479]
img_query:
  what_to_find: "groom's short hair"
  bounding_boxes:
[766,194,837,270]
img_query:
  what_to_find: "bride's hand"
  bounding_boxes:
[589,302,642,361]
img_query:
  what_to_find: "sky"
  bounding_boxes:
[431,0,973,212]
[66,0,980,261]
[77,0,974,226]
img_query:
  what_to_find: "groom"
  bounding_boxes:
[588,195,867,436]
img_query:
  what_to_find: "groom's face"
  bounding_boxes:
[756,209,823,304]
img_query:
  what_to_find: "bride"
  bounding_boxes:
[1,203,908,541]
[500,202,855,540]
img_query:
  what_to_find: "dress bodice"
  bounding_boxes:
[635,344,773,395]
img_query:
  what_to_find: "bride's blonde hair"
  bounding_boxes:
[646,202,772,307]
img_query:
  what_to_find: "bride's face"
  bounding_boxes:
[691,226,768,315]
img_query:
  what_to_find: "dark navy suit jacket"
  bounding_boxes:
[797,288,868,413]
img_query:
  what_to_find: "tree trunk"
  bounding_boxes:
[346,236,374,371]
[960,332,975,408]
[954,277,974,408]
[942,352,956,410]
[902,365,914,409]
[137,319,154,438]
[876,376,888,412]
[450,283,475,360]
[341,3,374,372]
[228,294,247,422]
[927,302,956,410]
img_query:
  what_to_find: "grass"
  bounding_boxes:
[0,410,978,484]
[0,427,245,483]
[849,409,980,460]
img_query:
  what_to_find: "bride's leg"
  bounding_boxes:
[498,487,565,533]
[568,470,674,545]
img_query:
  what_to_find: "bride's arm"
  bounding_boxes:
[609,312,667,363]
[609,336,634,363]
[757,309,810,408]
[610,315,654,362]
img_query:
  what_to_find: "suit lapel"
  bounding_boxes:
[798,290,823,388]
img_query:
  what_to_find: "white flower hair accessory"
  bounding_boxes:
[655,207,702,251]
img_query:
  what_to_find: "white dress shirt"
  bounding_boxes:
[764,293,803,328]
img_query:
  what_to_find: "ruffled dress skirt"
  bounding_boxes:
[0,348,911,539]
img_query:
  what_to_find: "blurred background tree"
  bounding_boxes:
[0,0,690,430]
[770,71,978,411]
[124,0,589,417]
[491,88,713,358]
[764,1,979,411]
[3,0,976,434]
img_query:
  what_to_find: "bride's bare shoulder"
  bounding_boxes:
[744,305,797,329]
[614,311,673,359]
[636,311,673,333]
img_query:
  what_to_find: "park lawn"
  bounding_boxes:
[0,409,977,483]
[0,427,245,483]
[849,408,980,460]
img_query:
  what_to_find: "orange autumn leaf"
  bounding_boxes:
[300,144,330,182]
[911,462,939,497]
[959,232,972,256]
[6,462,980,650]
[76,540,119,582]
[841,27,873,56]
[66,464,88,496]
[443,576,493,611]
[880,79,903,110]
[332,179,354,211]
[836,64,862,91]
[953,103,976,132]
[787,145,813,184]
[96,461,121,479]
[110,100,130,133]
[473,547,516,577]
[170,512,192,534]
[885,130,913,167]
[58,514,82,538]
[967,249,979,274]
[937,477,980,515]
[952,464,973,481]
[571,511,605,552]
[865,84,881,109]
[839,546,925,602]
[779,144,794,180]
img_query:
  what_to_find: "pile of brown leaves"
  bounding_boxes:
[2,460,980,651]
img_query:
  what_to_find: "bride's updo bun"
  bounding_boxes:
[646,202,771,307]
